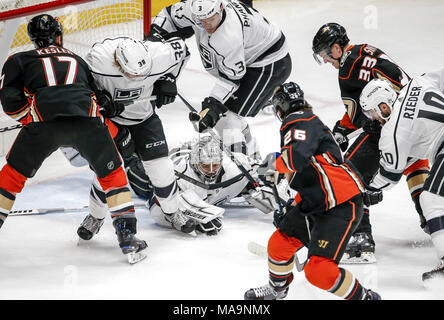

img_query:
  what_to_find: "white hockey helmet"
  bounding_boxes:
[360,78,398,121]
[190,0,223,21]
[190,135,223,183]
[115,38,152,78]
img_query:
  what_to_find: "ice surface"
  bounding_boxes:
[1,0,444,300]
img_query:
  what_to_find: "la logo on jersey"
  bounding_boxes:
[199,44,214,69]
[114,87,143,101]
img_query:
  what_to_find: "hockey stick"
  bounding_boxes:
[9,202,147,216]
[0,123,23,133]
[247,241,308,272]
[177,92,262,191]
[346,127,364,140]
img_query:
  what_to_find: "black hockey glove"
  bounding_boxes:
[361,119,382,139]
[332,120,354,152]
[273,199,293,228]
[96,90,125,118]
[189,97,228,133]
[145,24,168,42]
[362,186,383,206]
[152,74,177,108]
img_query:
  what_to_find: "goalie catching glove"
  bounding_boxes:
[189,97,228,133]
[178,189,224,236]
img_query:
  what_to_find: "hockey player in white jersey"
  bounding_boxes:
[74,35,200,239]
[150,0,292,159]
[148,135,284,234]
[359,70,444,281]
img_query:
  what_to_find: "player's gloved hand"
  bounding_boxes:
[152,74,177,108]
[257,152,280,184]
[145,24,168,42]
[362,186,383,206]
[96,90,125,118]
[361,119,382,138]
[273,199,294,228]
[196,217,223,236]
[189,97,228,133]
[332,120,354,152]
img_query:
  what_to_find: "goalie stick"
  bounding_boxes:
[9,202,147,216]
[177,92,263,191]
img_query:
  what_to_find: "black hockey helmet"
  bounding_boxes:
[272,82,308,121]
[27,14,63,49]
[312,22,349,64]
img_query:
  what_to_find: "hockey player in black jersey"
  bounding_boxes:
[312,22,430,263]
[244,82,381,300]
[0,14,147,264]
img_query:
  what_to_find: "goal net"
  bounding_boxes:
[0,0,150,156]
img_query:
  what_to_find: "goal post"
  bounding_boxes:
[0,0,151,156]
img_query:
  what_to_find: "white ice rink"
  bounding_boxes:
[1,0,444,300]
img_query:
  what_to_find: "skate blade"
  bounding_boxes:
[340,252,377,264]
[248,242,268,258]
[126,251,147,264]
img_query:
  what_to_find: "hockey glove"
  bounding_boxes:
[96,90,125,118]
[332,120,354,152]
[362,186,383,206]
[152,74,177,108]
[273,199,294,228]
[189,97,228,133]
[361,119,382,139]
[145,24,168,42]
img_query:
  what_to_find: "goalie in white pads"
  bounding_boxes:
[70,35,201,239]
[148,135,286,234]
[359,69,444,281]
[150,0,291,159]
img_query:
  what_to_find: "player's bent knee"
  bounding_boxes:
[142,157,175,187]
[304,256,340,290]
[268,229,303,262]
[0,163,27,194]
[97,166,128,192]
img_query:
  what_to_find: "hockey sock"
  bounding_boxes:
[97,166,135,219]
[304,255,365,300]
[0,164,27,226]
[268,229,304,283]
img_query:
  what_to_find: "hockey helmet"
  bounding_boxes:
[115,38,152,79]
[190,135,223,183]
[27,14,63,49]
[190,0,223,31]
[312,22,349,64]
[360,79,397,122]
[272,82,308,121]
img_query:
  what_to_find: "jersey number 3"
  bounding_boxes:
[40,56,78,86]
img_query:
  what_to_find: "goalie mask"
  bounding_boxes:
[115,38,152,79]
[360,79,397,122]
[190,135,223,183]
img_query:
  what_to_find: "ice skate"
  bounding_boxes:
[113,218,148,264]
[362,289,381,300]
[77,214,104,241]
[422,259,444,282]
[341,232,376,264]
[244,274,293,300]
[165,210,197,235]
